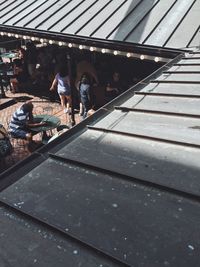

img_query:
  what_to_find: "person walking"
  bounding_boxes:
[50,64,72,115]
[79,73,93,119]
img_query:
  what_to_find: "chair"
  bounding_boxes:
[57,124,69,132]
[0,63,12,91]
[5,118,27,153]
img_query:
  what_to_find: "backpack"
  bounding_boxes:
[0,124,13,158]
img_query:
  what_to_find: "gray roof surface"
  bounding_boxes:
[1,51,200,266]
[0,0,200,50]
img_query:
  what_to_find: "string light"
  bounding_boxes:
[0,31,168,62]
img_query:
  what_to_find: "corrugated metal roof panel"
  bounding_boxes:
[0,0,199,49]
[1,51,200,266]
[165,0,200,48]
[76,0,128,38]
[107,0,159,43]
[122,93,200,115]
[60,0,112,35]
[123,0,177,44]
[143,83,200,95]
[39,0,97,32]
[143,0,196,47]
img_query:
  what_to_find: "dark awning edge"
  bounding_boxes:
[0,25,184,60]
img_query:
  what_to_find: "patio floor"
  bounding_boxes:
[0,90,81,174]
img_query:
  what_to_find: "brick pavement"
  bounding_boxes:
[0,90,81,174]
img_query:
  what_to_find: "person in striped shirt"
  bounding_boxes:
[9,101,46,142]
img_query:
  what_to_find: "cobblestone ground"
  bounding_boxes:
[0,90,81,174]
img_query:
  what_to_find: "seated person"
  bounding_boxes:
[105,71,123,102]
[9,101,46,142]
[10,58,27,93]
[0,123,13,158]
[15,44,26,62]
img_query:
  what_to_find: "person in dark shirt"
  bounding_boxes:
[25,41,37,81]
[79,73,93,119]
[10,58,27,93]
[105,71,122,102]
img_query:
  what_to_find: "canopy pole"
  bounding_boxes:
[67,54,76,127]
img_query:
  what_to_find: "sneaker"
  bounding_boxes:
[64,108,68,114]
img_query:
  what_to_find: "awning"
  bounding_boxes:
[1,0,196,61]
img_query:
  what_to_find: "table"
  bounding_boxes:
[1,52,18,62]
[29,115,61,140]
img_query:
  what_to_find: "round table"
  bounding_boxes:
[1,52,17,59]
[30,114,61,133]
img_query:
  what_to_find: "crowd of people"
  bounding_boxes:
[1,41,130,118]
[0,40,138,160]
[0,37,163,167]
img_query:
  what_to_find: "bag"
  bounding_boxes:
[0,124,13,158]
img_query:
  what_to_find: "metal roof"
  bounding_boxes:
[0,0,200,50]
[1,51,200,266]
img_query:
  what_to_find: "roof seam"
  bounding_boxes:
[0,0,27,19]
[75,0,113,35]
[163,0,197,47]
[2,0,40,25]
[61,0,99,33]
[123,0,160,42]
[47,0,85,31]
[36,0,73,30]
[89,0,128,38]
[0,200,130,267]
[23,0,61,27]
[48,154,200,203]
[106,0,143,39]
[13,0,48,26]
[142,0,178,45]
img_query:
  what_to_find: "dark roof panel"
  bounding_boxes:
[0,205,120,267]
[1,156,200,266]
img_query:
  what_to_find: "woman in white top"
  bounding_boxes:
[50,64,72,113]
